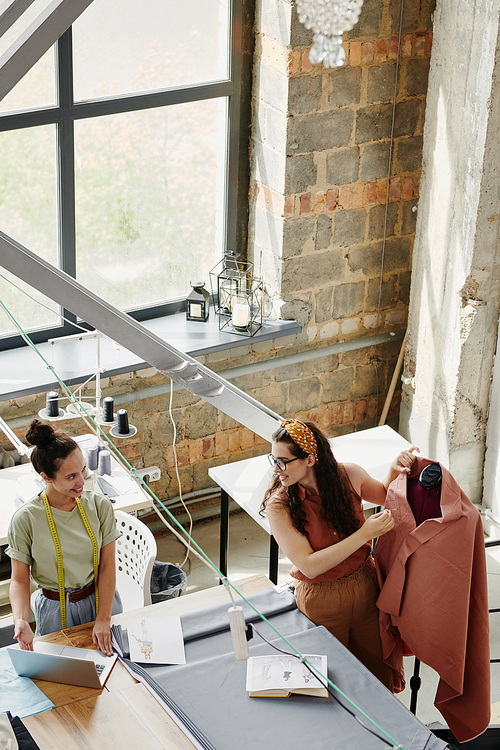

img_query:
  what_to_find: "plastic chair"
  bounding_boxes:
[114,510,157,611]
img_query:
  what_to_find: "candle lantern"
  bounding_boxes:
[186,281,210,322]
[218,277,264,337]
[209,251,254,316]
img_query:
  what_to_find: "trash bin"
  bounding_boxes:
[150,561,187,603]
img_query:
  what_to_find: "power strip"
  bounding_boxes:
[228,606,249,660]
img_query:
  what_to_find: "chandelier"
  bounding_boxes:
[296,0,364,68]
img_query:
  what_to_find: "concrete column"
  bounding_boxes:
[400,0,500,502]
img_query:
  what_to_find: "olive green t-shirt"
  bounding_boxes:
[6,490,120,590]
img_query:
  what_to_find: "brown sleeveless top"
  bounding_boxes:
[288,478,371,583]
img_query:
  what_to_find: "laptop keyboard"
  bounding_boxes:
[95,663,106,676]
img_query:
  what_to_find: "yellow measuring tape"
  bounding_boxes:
[43,493,99,630]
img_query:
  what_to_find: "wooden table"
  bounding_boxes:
[209,425,412,582]
[19,574,273,750]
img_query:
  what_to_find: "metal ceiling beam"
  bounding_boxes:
[0,231,282,441]
[0,0,36,38]
[0,0,94,102]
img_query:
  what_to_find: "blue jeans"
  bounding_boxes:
[33,588,122,636]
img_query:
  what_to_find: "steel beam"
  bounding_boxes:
[0,231,282,441]
[0,0,94,102]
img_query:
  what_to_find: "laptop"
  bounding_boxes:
[7,641,117,689]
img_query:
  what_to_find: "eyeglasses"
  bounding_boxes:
[267,454,301,472]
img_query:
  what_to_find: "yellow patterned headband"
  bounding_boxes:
[280,419,318,457]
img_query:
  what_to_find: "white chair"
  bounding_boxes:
[114,510,157,612]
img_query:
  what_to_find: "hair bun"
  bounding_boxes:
[26,419,55,448]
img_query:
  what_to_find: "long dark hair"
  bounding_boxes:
[260,421,359,537]
[26,419,78,479]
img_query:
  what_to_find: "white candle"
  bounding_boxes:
[232,298,250,328]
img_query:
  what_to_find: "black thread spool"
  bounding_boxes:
[102,397,114,423]
[116,409,129,435]
[46,391,59,417]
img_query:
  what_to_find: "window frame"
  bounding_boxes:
[0,0,246,350]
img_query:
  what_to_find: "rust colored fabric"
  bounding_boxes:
[294,556,394,691]
[289,482,371,583]
[374,458,490,743]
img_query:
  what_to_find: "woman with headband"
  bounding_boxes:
[261,419,416,691]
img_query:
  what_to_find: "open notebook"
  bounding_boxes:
[8,641,117,689]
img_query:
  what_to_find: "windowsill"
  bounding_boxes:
[0,312,301,401]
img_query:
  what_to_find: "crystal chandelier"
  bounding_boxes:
[296,0,364,68]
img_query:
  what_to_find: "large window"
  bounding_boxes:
[0,0,245,347]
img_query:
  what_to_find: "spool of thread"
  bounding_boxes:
[87,446,98,471]
[102,397,114,423]
[46,391,59,418]
[116,409,129,435]
[98,450,111,476]
[97,441,107,454]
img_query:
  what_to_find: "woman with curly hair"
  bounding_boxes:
[261,419,415,691]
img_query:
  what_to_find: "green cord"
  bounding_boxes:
[0,296,405,750]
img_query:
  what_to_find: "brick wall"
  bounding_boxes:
[0,0,433,503]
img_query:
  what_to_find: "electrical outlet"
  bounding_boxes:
[135,466,161,483]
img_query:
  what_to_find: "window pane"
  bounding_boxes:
[0,0,56,114]
[72,0,230,101]
[74,98,227,310]
[0,126,60,337]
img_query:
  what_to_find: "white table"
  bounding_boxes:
[209,425,411,582]
[0,433,152,546]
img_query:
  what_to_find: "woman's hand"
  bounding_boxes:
[362,509,395,541]
[92,618,113,656]
[14,618,34,651]
[392,447,419,475]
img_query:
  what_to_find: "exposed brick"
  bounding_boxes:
[389,176,402,201]
[326,188,339,211]
[189,440,203,464]
[355,400,367,422]
[286,153,317,194]
[215,432,228,456]
[366,182,378,204]
[283,215,316,256]
[331,403,343,425]
[355,104,392,144]
[300,193,312,214]
[338,185,351,209]
[393,136,424,173]
[402,34,413,57]
[394,99,422,137]
[360,142,390,181]
[326,147,359,185]
[328,66,362,108]
[401,58,430,97]
[315,287,333,323]
[316,213,332,250]
[240,426,254,450]
[228,429,240,453]
[288,377,321,411]
[367,396,378,419]
[284,195,295,218]
[428,29,433,55]
[202,437,214,459]
[255,433,268,446]
[289,75,323,114]
[288,110,354,155]
[415,32,427,56]
[375,40,388,63]
[351,184,365,208]
[302,50,313,72]
[350,41,362,66]
[402,177,414,200]
[363,42,375,65]
[389,37,399,59]
[332,282,365,319]
[368,202,398,240]
[333,208,366,246]
[351,0,382,36]
[313,191,325,214]
[343,402,354,423]
[367,64,397,104]
[288,50,302,76]
[323,368,354,402]
[402,199,418,234]
[377,179,388,203]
